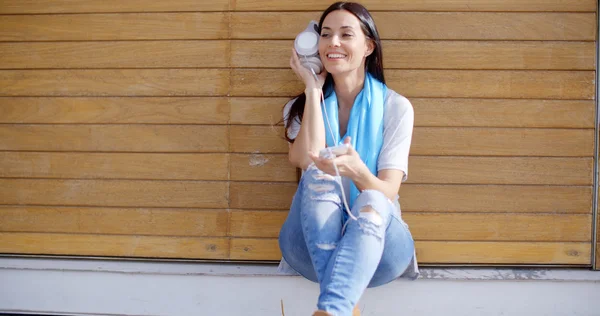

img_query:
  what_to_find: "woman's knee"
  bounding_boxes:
[353,190,393,225]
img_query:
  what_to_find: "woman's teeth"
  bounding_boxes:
[328,54,346,59]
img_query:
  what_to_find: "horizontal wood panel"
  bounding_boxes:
[0,70,229,97]
[0,97,230,124]
[230,238,591,264]
[412,128,593,157]
[0,41,230,69]
[408,157,593,185]
[0,207,229,237]
[412,99,595,128]
[234,0,597,12]
[0,233,229,259]
[231,69,595,99]
[0,0,230,13]
[228,155,592,185]
[230,211,592,242]
[402,185,592,213]
[230,126,594,156]
[0,179,229,208]
[231,40,595,70]
[0,13,229,41]
[230,98,595,128]
[0,125,228,152]
[0,153,229,180]
[229,182,297,210]
[232,183,591,213]
[231,12,596,40]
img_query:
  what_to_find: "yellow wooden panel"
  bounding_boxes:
[596,244,599,270]
[229,210,287,238]
[230,98,594,128]
[411,128,593,157]
[0,97,230,124]
[0,70,229,97]
[230,154,295,182]
[229,97,289,125]
[229,182,297,210]
[229,211,592,242]
[0,233,229,259]
[0,153,229,180]
[230,125,288,153]
[233,0,597,12]
[229,182,591,213]
[230,238,591,264]
[402,185,592,213]
[0,13,229,41]
[231,69,595,99]
[0,179,229,208]
[0,207,229,237]
[231,40,595,70]
[408,157,593,185]
[230,12,596,40]
[0,125,228,152]
[0,0,230,13]
[412,99,595,128]
[0,41,230,68]
[230,126,593,156]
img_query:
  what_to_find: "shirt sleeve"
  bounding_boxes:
[283,98,301,141]
[377,91,415,182]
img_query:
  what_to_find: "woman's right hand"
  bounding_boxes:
[290,49,328,90]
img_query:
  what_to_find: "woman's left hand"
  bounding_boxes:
[308,137,366,179]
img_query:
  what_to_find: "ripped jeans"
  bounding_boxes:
[278,164,415,316]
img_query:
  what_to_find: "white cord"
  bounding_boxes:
[306,62,357,223]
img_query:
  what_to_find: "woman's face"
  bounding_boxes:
[318,10,373,77]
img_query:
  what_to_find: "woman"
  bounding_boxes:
[278,2,419,315]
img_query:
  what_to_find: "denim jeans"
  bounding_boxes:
[278,164,415,316]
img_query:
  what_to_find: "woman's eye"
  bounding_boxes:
[343,33,353,37]
[320,33,330,38]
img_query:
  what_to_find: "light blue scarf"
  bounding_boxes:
[322,72,387,208]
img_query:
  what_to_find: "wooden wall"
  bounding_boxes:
[0,0,597,266]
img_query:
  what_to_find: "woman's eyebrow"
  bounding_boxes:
[321,25,354,30]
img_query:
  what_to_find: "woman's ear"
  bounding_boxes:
[365,39,375,57]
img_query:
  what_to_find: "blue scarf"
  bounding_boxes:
[322,72,387,208]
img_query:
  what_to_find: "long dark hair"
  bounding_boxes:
[283,1,385,143]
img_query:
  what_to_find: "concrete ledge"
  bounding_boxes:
[1,257,599,316]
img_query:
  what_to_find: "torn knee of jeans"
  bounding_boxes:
[312,172,336,181]
[308,183,336,192]
[359,206,383,226]
[316,242,337,250]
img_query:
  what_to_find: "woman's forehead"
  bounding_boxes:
[321,10,361,30]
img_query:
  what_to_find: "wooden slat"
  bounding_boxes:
[0,125,228,152]
[412,99,595,128]
[230,238,591,264]
[0,97,230,124]
[402,185,592,213]
[0,41,230,69]
[0,0,230,13]
[229,182,297,210]
[230,12,596,40]
[230,154,295,182]
[231,40,595,70]
[228,98,594,128]
[408,157,593,185]
[230,126,594,156]
[0,207,229,237]
[229,211,592,242]
[0,153,229,180]
[231,69,595,99]
[411,128,593,157]
[596,244,599,270]
[0,233,229,259]
[228,182,591,213]
[233,0,597,12]
[0,13,229,41]
[0,179,229,208]
[227,155,592,184]
[0,70,229,97]
[229,97,289,125]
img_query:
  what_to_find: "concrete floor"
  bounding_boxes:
[1,258,599,316]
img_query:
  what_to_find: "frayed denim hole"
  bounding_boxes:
[356,206,384,242]
[316,242,337,250]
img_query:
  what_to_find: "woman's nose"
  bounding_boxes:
[328,35,341,47]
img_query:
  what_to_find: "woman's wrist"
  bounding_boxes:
[304,87,321,95]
